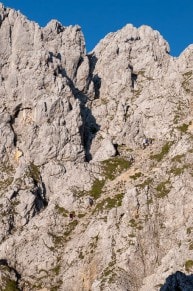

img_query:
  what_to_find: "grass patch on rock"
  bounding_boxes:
[77,157,131,200]
[187,227,193,235]
[93,193,124,213]
[150,142,173,162]
[49,220,78,247]
[130,172,142,180]
[185,260,193,272]
[27,162,41,184]
[129,218,143,230]
[89,179,105,199]
[55,204,69,217]
[137,178,153,189]
[0,177,14,191]
[155,180,171,198]
[51,264,61,276]
[4,279,20,291]
[177,123,189,133]
[101,260,116,286]
[169,165,189,176]
[171,154,185,163]
[102,157,131,180]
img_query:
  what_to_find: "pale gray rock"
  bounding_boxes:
[92,138,116,162]
[0,3,193,291]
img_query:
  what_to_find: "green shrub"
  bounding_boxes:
[185,260,193,272]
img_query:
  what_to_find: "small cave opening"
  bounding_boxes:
[113,143,120,156]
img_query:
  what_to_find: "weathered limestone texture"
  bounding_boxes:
[0,3,193,291]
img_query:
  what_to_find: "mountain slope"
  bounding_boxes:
[0,3,193,290]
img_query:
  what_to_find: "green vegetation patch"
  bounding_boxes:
[129,218,143,230]
[147,198,153,205]
[50,283,63,291]
[55,204,69,217]
[93,193,124,213]
[187,227,193,235]
[155,180,171,198]
[63,219,78,236]
[177,123,189,133]
[171,154,185,163]
[173,114,180,125]
[0,163,14,174]
[51,264,61,276]
[49,220,78,246]
[72,155,132,203]
[28,162,40,183]
[128,233,136,238]
[130,172,142,180]
[169,165,189,176]
[150,142,173,162]
[0,177,14,191]
[73,157,131,200]
[101,260,116,286]
[0,161,14,191]
[75,178,105,200]
[77,213,86,218]
[4,279,20,291]
[137,178,153,189]
[102,157,131,180]
[89,179,105,199]
[185,260,193,272]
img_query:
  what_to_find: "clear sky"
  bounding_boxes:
[1,0,193,56]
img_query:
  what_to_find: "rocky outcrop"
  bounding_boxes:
[0,3,193,291]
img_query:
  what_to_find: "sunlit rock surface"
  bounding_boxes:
[0,3,193,290]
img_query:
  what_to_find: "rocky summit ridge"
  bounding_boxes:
[0,3,193,290]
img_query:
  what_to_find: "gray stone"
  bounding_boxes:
[0,3,193,291]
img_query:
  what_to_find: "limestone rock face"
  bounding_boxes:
[92,138,116,162]
[1,3,193,291]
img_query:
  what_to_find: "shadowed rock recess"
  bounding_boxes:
[1,3,193,291]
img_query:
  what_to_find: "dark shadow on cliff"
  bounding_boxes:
[55,53,101,161]
[88,53,101,98]
[160,271,193,291]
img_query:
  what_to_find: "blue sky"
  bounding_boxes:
[1,0,193,56]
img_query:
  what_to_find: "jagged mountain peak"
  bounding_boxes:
[0,4,193,291]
